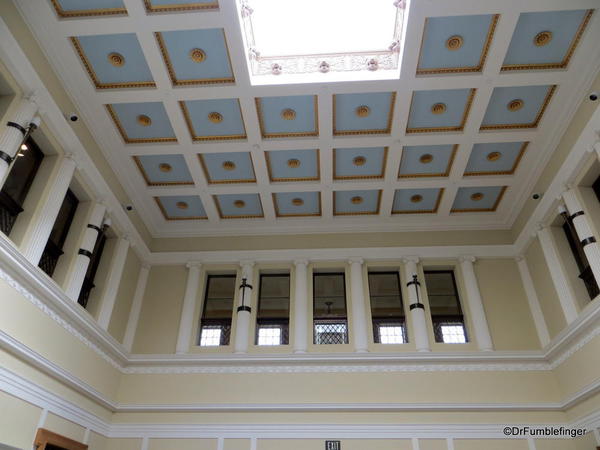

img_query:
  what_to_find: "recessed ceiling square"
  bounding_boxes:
[133,154,194,186]
[155,195,207,220]
[464,142,528,176]
[265,149,320,182]
[417,14,498,75]
[406,89,475,133]
[399,144,457,178]
[180,99,246,141]
[256,95,318,138]
[144,0,218,13]
[71,34,154,89]
[334,190,381,216]
[273,191,321,217]
[156,29,234,86]
[480,85,556,130]
[333,147,387,180]
[51,0,127,17]
[198,152,256,184]
[106,102,177,143]
[214,193,264,219]
[333,92,396,136]
[392,188,444,214]
[451,186,507,212]
[502,9,593,71]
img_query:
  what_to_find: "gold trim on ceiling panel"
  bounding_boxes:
[179,100,247,142]
[398,144,457,178]
[144,0,219,13]
[132,156,194,186]
[154,197,208,221]
[406,89,476,134]
[463,142,528,176]
[51,0,127,17]
[255,96,319,139]
[333,147,388,180]
[332,92,396,136]
[105,104,177,144]
[450,186,507,213]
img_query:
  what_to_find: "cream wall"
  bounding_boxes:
[525,238,566,339]
[107,247,141,344]
[0,390,42,449]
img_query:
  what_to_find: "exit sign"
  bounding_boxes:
[325,441,341,450]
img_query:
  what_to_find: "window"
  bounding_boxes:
[0,137,44,235]
[198,275,236,346]
[368,272,407,344]
[255,274,290,345]
[313,272,348,344]
[77,227,108,308]
[424,270,468,344]
[38,189,78,277]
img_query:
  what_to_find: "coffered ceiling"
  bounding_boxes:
[14,0,600,237]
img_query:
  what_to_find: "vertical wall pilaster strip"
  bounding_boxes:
[35,408,48,431]
[141,437,149,450]
[123,263,151,352]
[21,156,76,265]
[446,438,454,450]
[234,261,255,353]
[411,438,420,450]
[348,258,369,352]
[537,226,579,323]
[217,438,224,450]
[293,259,309,353]
[593,427,600,445]
[175,262,202,354]
[82,428,90,444]
[64,202,106,301]
[97,237,130,330]
[527,437,536,450]
[403,257,430,352]
[0,97,38,186]
[515,255,551,347]
[562,188,600,286]
[459,256,494,351]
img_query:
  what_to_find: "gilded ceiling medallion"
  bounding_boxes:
[208,112,223,123]
[410,194,423,203]
[355,105,371,118]
[534,31,553,47]
[291,198,304,206]
[507,99,524,111]
[353,156,367,166]
[471,192,484,201]
[108,52,125,67]
[281,108,296,120]
[487,151,502,161]
[158,163,172,173]
[234,200,246,208]
[176,201,188,210]
[446,35,463,51]
[137,115,152,126]
[287,158,301,168]
[431,103,446,115]
[222,160,236,171]
[351,196,363,205]
[419,153,433,164]
[189,48,206,63]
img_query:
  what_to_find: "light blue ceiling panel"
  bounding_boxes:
[464,142,527,176]
[333,147,387,180]
[273,192,321,217]
[451,186,507,212]
[265,149,319,182]
[333,92,395,135]
[181,98,246,141]
[392,188,443,214]
[198,152,256,184]
[52,0,126,17]
[256,95,318,138]
[407,89,474,133]
[334,190,381,216]
[503,10,592,70]
[481,85,555,130]
[214,193,263,218]
[134,154,193,186]
[145,0,218,12]
[72,34,154,89]
[107,102,176,143]
[155,195,207,220]
[399,144,456,178]
[418,14,497,74]
[157,29,234,86]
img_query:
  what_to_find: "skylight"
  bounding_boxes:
[238,0,406,84]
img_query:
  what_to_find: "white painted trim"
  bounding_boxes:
[123,264,150,353]
[176,263,202,354]
[515,256,550,347]
[98,237,130,330]
[36,408,48,431]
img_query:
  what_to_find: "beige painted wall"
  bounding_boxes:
[525,238,566,338]
[132,265,187,354]
[0,390,42,449]
[553,334,600,399]
[474,259,541,350]
[108,246,141,343]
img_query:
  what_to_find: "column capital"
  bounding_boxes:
[239,260,255,269]
[293,258,309,266]
[402,256,419,264]
[557,204,567,215]
[186,261,202,269]
[348,257,364,265]
[459,255,476,264]
[141,262,151,270]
